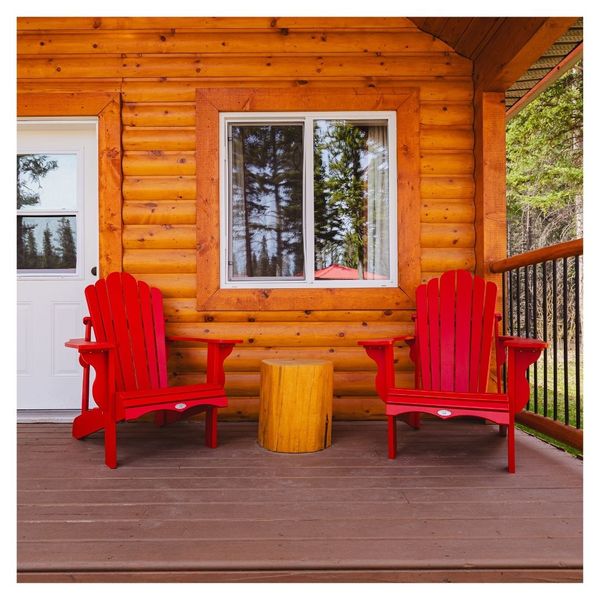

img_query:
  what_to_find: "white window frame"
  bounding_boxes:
[17,118,97,281]
[219,111,398,289]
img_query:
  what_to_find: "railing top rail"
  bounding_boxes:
[490,238,583,273]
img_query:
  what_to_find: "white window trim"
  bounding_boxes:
[219,111,398,289]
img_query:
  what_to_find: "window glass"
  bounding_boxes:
[17,215,77,271]
[17,154,77,211]
[314,120,390,281]
[229,124,304,280]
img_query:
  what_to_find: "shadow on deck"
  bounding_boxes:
[17,419,583,582]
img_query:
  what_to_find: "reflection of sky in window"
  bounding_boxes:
[17,154,77,211]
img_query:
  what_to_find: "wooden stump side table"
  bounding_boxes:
[258,359,333,453]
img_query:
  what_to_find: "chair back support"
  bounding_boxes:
[85,272,168,392]
[415,270,497,393]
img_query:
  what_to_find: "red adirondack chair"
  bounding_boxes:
[358,270,546,472]
[65,272,241,468]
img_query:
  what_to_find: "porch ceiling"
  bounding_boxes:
[409,17,582,111]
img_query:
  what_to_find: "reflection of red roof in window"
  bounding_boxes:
[314,264,387,280]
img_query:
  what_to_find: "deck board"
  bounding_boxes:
[17,420,583,582]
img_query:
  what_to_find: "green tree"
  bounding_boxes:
[42,225,58,269]
[318,122,369,277]
[56,217,76,269]
[506,61,583,255]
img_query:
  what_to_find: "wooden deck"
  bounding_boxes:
[17,420,583,583]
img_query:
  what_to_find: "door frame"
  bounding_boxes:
[17,92,122,276]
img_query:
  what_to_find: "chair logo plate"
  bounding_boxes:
[175,403,187,410]
[437,409,452,416]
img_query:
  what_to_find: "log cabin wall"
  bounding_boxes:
[17,17,475,419]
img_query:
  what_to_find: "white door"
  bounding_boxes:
[17,120,99,417]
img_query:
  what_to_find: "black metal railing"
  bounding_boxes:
[491,239,583,431]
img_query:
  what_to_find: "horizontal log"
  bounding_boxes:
[17,17,418,31]
[17,79,122,95]
[168,345,412,372]
[420,103,473,127]
[164,321,413,348]
[122,176,196,201]
[19,31,453,55]
[421,248,475,272]
[123,224,196,249]
[420,152,474,175]
[420,223,475,248]
[489,239,583,273]
[123,151,196,176]
[217,396,387,420]
[420,200,474,224]
[420,126,474,151]
[123,201,196,225]
[170,370,414,396]
[122,249,196,273]
[19,54,472,79]
[120,78,473,103]
[122,127,195,150]
[421,176,475,199]
[128,273,197,298]
[162,298,413,323]
[122,103,196,127]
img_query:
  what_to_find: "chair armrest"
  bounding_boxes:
[359,336,418,396]
[65,339,116,414]
[498,336,547,413]
[498,336,547,350]
[65,338,114,352]
[166,336,241,386]
[358,335,414,347]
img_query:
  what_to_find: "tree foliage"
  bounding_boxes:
[506,61,583,254]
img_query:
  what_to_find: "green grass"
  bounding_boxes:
[516,423,583,458]
[524,352,583,428]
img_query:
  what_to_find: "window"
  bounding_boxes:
[17,153,79,274]
[196,87,420,311]
[221,112,397,288]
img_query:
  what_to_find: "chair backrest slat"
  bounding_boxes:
[439,271,456,391]
[139,282,160,389]
[468,276,486,392]
[85,272,167,392]
[151,288,169,388]
[416,283,431,390]
[427,278,441,391]
[478,282,498,393]
[454,270,473,392]
[123,275,151,390]
[414,270,497,394]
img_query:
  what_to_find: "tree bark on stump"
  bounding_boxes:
[258,359,333,453]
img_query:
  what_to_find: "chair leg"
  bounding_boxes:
[154,411,167,427]
[499,424,508,437]
[104,417,117,469]
[205,407,218,448]
[507,418,516,474]
[387,415,397,459]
